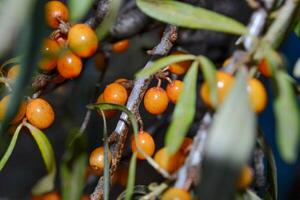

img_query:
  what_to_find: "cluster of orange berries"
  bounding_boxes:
[0,94,55,130]
[200,70,267,113]
[200,57,268,113]
[130,133,193,199]
[0,63,55,129]
[41,1,98,79]
[143,51,188,115]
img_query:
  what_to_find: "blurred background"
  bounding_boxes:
[0,0,299,199]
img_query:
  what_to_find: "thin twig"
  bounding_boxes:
[174,113,211,189]
[85,0,110,29]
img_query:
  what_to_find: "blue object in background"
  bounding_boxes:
[259,33,300,199]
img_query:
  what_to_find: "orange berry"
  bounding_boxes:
[112,39,129,53]
[144,87,169,115]
[57,50,82,79]
[94,52,107,71]
[45,1,69,28]
[168,51,192,75]
[68,24,98,58]
[154,147,182,173]
[236,165,253,190]
[89,146,112,172]
[161,188,191,200]
[26,98,55,129]
[0,95,27,124]
[200,71,234,107]
[103,83,128,105]
[39,39,60,71]
[166,80,184,104]
[7,65,20,80]
[96,93,117,119]
[131,131,155,160]
[31,191,60,200]
[247,78,267,113]
[258,58,272,77]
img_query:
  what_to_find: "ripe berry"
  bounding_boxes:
[166,80,184,104]
[258,58,272,77]
[94,52,107,71]
[39,39,60,71]
[103,83,128,105]
[247,78,267,113]
[45,1,69,29]
[154,147,182,173]
[168,51,192,75]
[131,131,155,160]
[200,71,234,107]
[57,50,82,79]
[144,87,169,115]
[31,191,60,200]
[236,165,253,190]
[7,65,20,80]
[89,146,112,172]
[68,24,98,58]
[0,95,27,124]
[26,98,55,129]
[161,188,191,200]
[96,93,117,119]
[112,39,129,53]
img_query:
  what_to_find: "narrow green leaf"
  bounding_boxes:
[64,154,87,200]
[87,103,139,136]
[61,162,71,200]
[273,71,300,163]
[198,56,217,106]
[165,61,198,154]
[205,68,256,165]
[0,123,23,170]
[0,0,47,136]
[135,54,196,78]
[96,0,123,40]
[293,58,300,78]
[25,123,57,194]
[31,168,56,195]
[61,129,87,200]
[137,0,248,35]
[69,0,94,23]
[0,0,35,57]
[125,153,137,200]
